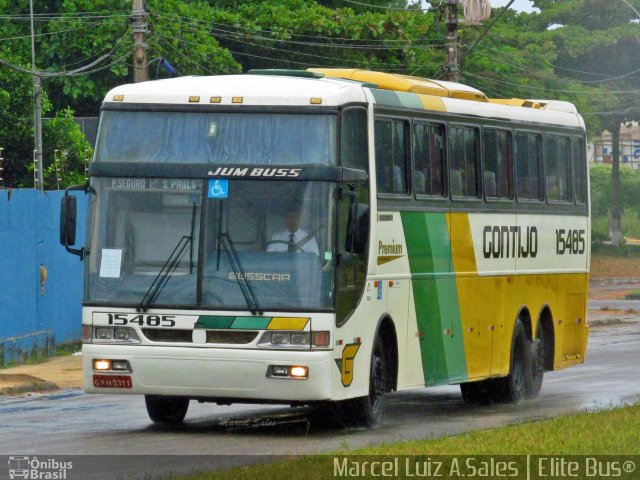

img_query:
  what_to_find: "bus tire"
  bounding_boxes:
[341,337,386,428]
[494,320,528,403]
[460,379,493,404]
[526,322,545,399]
[145,395,189,425]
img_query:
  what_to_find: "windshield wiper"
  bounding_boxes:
[219,232,263,315]
[137,235,191,313]
[137,203,197,312]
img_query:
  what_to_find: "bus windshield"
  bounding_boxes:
[85,177,336,311]
[95,111,337,165]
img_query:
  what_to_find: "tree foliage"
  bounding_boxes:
[0,0,638,202]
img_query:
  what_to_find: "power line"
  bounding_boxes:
[0,12,128,20]
[153,31,440,72]
[463,70,640,95]
[0,52,113,78]
[152,12,434,45]
[0,22,105,43]
[338,0,429,11]
[459,0,516,63]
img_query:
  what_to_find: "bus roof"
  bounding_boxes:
[104,70,584,130]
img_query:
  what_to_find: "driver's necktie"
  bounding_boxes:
[288,233,296,252]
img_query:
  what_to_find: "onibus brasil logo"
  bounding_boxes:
[8,456,73,479]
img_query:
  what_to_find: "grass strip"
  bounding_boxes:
[175,403,640,480]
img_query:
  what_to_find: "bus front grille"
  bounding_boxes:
[206,330,258,344]
[142,329,193,343]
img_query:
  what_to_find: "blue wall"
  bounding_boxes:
[0,189,87,366]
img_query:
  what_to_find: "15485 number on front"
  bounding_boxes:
[107,313,176,327]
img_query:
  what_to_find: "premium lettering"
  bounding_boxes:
[378,241,403,256]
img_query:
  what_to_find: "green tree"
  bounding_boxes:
[532,0,640,246]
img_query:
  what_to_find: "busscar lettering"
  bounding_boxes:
[482,225,538,259]
[208,167,302,178]
[229,272,291,281]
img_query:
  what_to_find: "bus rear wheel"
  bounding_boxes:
[145,395,190,425]
[341,338,386,428]
[526,322,545,399]
[494,320,528,403]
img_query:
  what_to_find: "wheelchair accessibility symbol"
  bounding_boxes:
[208,179,229,198]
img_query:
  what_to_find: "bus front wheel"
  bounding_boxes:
[145,395,190,425]
[341,338,386,427]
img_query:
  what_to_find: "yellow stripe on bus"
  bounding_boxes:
[448,213,589,380]
[418,94,446,112]
[267,317,310,330]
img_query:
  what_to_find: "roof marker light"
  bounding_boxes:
[112,94,124,102]
[310,97,322,105]
[210,96,222,104]
[189,96,200,103]
[232,97,244,104]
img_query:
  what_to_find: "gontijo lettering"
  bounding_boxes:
[482,225,538,259]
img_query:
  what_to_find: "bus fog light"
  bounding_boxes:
[111,360,131,371]
[290,333,309,345]
[93,359,111,371]
[290,366,308,378]
[272,366,289,377]
[271,333,289,345]
[95,328,112,340]
[312,331,330,347]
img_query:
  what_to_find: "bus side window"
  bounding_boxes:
[573,136,587,204]
[449,125,479,198]
[413,122,446,197]
[483,128,513,199]
[516,132,543,201]
[375,118,409,195]
[341,107,368,172]
[545,134,572,202]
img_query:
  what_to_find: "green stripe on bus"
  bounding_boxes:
[195,316,236,329]
[196,316,273,330]
[401,211,468,386]
[371,89,424,110]
[230,317,272,330]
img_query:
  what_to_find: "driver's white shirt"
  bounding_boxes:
[267,228,319,254]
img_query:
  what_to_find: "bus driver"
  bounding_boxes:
[266,209,319,254]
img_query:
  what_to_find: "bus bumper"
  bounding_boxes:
[82,344,333,402]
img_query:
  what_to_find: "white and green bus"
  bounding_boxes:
[60,69,589,427]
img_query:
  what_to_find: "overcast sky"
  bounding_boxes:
[489,0,538,13]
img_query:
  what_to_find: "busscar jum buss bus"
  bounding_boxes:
[60,69,589,427]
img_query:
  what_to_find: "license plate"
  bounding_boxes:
[93,375,132,388]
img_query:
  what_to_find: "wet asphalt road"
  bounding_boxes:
[1,322,639,479]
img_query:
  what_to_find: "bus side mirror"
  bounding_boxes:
[347,202,369,255]
[60,195,77,246]
[60,193,85,259]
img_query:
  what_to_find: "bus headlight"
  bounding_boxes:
[290,333,309,345]
[258,331,329,349]
[92,327,141,344]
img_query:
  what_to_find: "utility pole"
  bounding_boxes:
[30,0,44,190]
[445,0,460,83]
[132,0,148,83]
